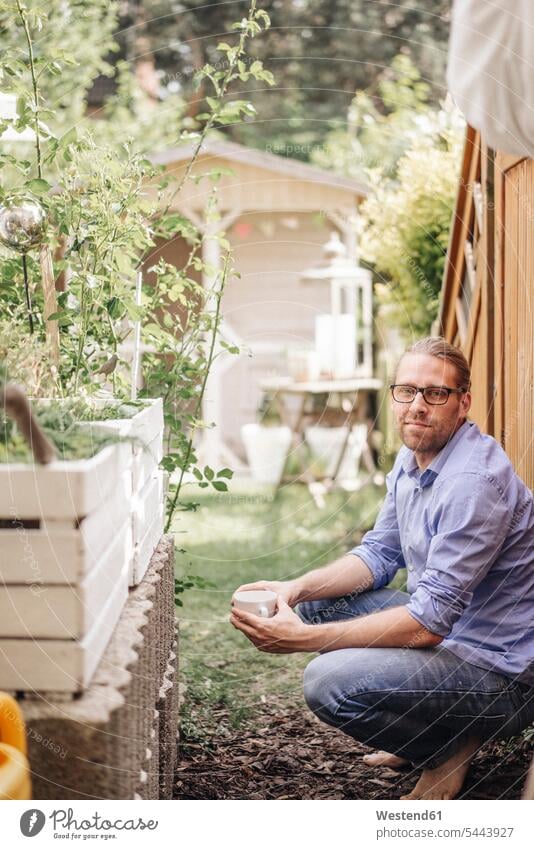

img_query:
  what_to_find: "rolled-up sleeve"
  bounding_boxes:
[350,469,406,590]
[406,474,512,637]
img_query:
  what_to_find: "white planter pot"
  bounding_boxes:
[305,424,367,479]
[241,423,291,486]
[0,398,165,693]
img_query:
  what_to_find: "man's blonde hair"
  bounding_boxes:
[399,337,471,391]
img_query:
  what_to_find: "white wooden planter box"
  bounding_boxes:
[0,469,132,585]
[0,520,131,638]
[132,431,163,493]
[0,442,127,522]
[85,399,164,585]
[0,561,128,692]
[131,471,165,585]
[85,398,163,469]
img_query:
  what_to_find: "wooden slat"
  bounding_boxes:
[480,146,496,437]
[465,277,482,363]
[455,298,468,345]
[503,163,521,469]
[440,128,496,436]
[439,126,480,340]
[493,153,506,442]
[506,159,534,487]
[465,241,477,292]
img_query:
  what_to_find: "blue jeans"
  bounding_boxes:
[298,588,534,769]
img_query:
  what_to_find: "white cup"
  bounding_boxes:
[232,589,277,618]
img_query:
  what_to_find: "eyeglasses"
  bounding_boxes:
[390,384,466,405]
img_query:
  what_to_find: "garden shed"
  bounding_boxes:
[439,126,534,489]
[148,140,368,467]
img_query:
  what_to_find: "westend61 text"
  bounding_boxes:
[376,810,442,821]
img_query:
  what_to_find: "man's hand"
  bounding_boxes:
[230,597,310,653]
[232,579,302,608]
[231,598,442,654]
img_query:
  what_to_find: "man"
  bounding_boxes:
[231,337,534,800]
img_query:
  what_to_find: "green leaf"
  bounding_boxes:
[105,296,122,318]
[124,303,144,322]
[59,127,77,148]
[45,311,68,321]
[255,10,271,28]
[217,468,233,479]
[205,96,221,113]
[178,501,200,512]
[220,341,240,355]
[204,465,214,481]
[217,100,256,124]
[212,480,228,492]
[25,178,51,195]
[160,455,179,472]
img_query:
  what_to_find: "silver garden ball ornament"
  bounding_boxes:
[0,197,47,335]
[0,197,47,252]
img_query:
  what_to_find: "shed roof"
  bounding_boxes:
[151,139,368,199]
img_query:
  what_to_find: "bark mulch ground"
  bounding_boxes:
[174,698,532,800]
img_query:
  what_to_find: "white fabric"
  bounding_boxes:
[447,0,534,156]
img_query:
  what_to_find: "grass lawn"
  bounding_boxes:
[173,481,386,745]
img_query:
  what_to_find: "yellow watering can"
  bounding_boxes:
[0,693,32,800]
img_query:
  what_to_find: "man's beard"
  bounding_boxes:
[399,417,459,455]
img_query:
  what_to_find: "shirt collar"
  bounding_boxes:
[401,420,472,487]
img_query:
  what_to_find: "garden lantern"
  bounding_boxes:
[300,232,373,378]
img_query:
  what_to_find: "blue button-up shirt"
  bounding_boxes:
[351,421,534,684]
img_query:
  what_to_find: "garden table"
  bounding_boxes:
[259,376,383,490]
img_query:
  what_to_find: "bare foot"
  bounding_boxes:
[363,750,411,770]
[400,738,480,800]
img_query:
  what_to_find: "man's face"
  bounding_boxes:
[392,353,471,459]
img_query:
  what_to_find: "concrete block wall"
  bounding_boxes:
[19,534,178,800]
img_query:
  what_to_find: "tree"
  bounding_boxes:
[0,0,119,130]
[310,54,435,182]
[92,0,451,157]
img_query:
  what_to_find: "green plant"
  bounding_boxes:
[0,396,126,462]
[311,55,434,183]
[309,55,464,337]
[360,117,463,336]
[256,393,282,426]
[174,574,215,608]
[0,0,274,529]
[0,318,61,396]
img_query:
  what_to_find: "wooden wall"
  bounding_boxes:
[497,156,534,487]
[440,130,534,489]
